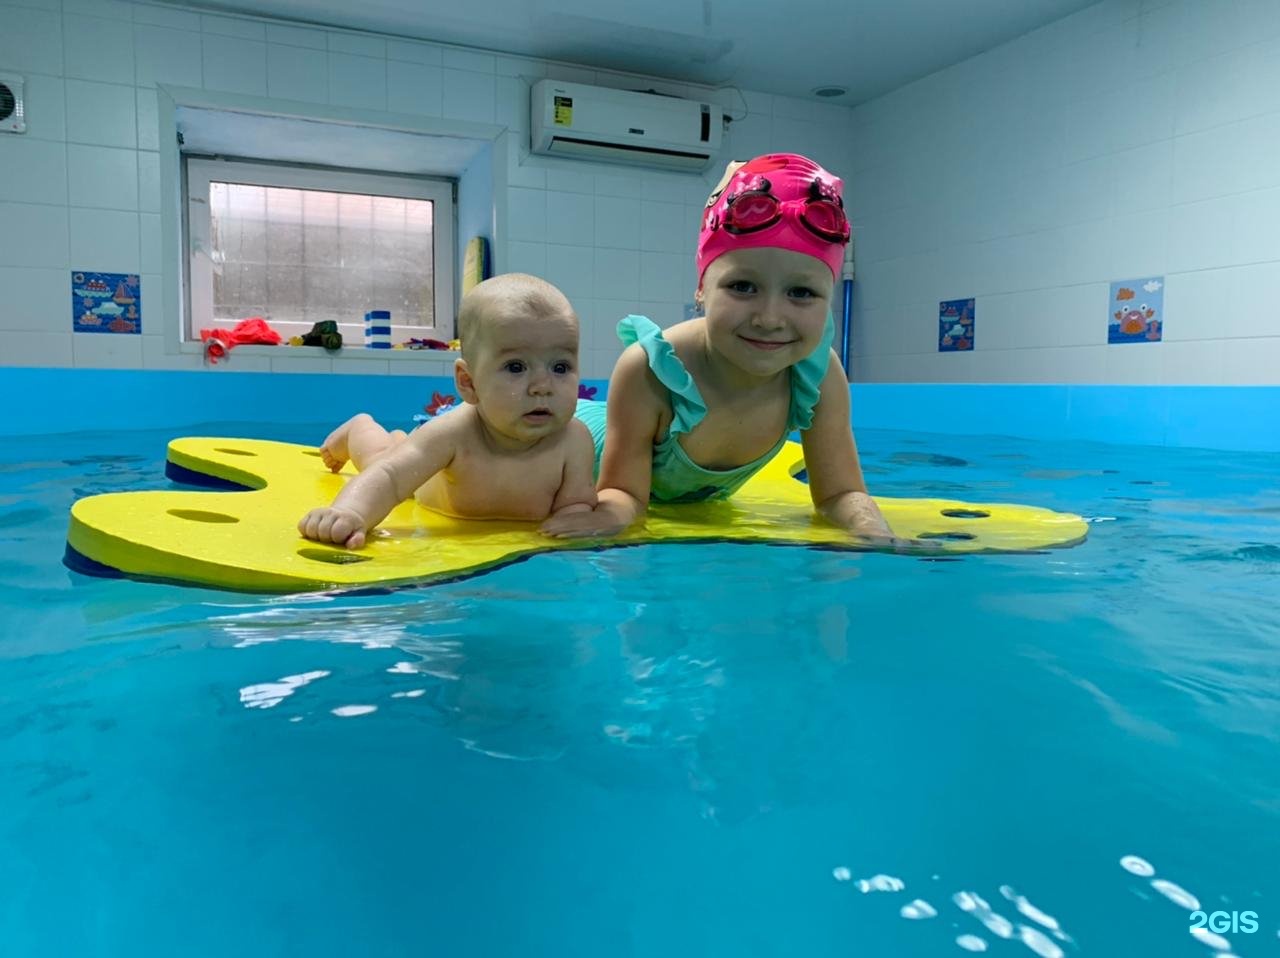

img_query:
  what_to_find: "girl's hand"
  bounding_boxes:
[298,506,369,549]
[540,507,628,539]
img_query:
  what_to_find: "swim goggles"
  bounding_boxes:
[704,175,851,244]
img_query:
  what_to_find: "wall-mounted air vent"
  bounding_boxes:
[0,73,26,134]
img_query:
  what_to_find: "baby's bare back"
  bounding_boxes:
[413,414,572,520]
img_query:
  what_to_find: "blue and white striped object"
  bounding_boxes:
[364,310,392,349]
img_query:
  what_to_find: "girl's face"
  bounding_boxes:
[698,248,834,380]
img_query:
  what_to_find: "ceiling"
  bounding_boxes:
[173,0,1099,104]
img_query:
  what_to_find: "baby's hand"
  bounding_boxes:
[540,509,626,539]
[298,506,369,549]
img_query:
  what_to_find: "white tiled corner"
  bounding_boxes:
[329,53,386,109]
[0,137,67,206]
[0,267,65,332]
[544,191,594,246]
[68,145,138,211]
[0,202,69,268]
[69,208,139,273]
[592,247,639,301]
[73,331,145,368]
[268,43,329,103]
[0,7,63,75]
[65,79,137,148]
[0,331,73,367]
[203,35,267,96]
[441,69,495,123]
[134,25,204,87]
[387,60,443,116]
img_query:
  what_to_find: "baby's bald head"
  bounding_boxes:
[458,273,578,362]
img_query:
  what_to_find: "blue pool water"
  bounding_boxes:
[1,422,1277,957]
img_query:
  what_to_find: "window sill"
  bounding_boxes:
[178,341,460,363]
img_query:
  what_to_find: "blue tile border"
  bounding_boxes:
[2,368,1278,452]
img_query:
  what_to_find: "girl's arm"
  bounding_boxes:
[542,344,661,538]
[298,414,460,549]
[800,351,896,541]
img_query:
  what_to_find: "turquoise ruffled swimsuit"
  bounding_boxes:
[576,314,833,503]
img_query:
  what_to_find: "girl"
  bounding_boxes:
[544,152,895,543]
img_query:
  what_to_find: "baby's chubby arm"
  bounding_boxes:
[801,351,897,543]
[542,345,658,538]
[298,415,460,549]
[540,419,598,524]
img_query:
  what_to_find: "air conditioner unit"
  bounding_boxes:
[530,79,722,173]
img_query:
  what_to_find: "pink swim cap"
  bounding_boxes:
[696,153,849,283]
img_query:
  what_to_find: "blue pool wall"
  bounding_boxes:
[3,368,1278,453]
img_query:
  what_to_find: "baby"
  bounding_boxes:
[298,273,597,549]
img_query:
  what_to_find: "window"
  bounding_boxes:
[184,158,455,346]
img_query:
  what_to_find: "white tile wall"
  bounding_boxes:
[267,45,328,103]
[69,208,139,273]
[22,74,67,141]
[387,60,442,116]
[0,137,68,205]
[0,202,70,268]
[329,53,386,109]
[68,144,138,210]
[203,35,268,96]
[851,0,1280,384]
[63,15,134,85]
[65,79,137,148]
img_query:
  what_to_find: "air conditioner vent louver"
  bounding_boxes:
[0,73,26,134]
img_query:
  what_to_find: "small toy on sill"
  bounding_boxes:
[394,337,451,350]
[288,321,343,350]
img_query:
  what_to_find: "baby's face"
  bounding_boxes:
[466,308,581,446]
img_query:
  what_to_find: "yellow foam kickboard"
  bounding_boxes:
[65,437,1089,593]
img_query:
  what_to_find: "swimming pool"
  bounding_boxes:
[2,418,1277,957]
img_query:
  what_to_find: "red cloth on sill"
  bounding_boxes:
[200,318,282,363]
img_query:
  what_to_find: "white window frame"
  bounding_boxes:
[184,156,456,346]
